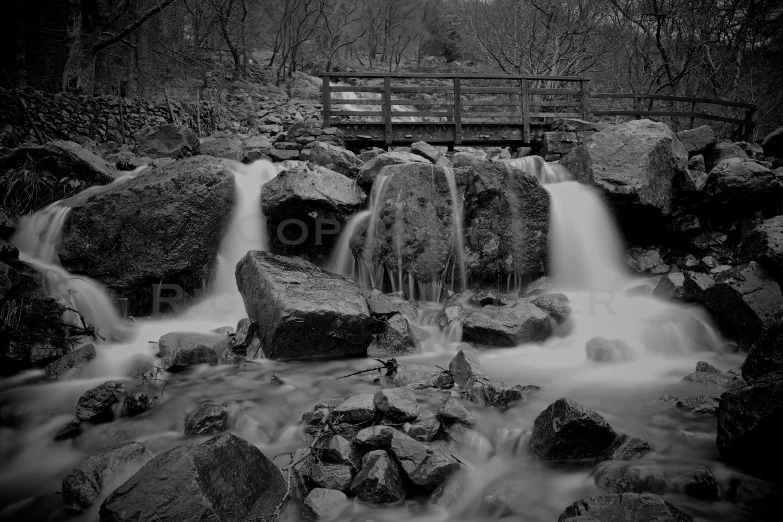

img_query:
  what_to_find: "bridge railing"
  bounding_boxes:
[321,73,590,146]
[590,93,757,141]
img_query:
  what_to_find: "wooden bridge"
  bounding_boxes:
[320,73,757,149]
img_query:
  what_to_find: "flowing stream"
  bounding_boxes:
[0,157,756,522]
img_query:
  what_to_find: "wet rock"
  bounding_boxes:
[594,461,667,494]
[76,381,125,423]
[235,251,374,359]
[462,304,552,347]
[676,126,716,156]
[159,345,219,372]
[367,313,421,357]
[407,417,442,442]
[357,148,385,162]
[670,467,718,499]
[389,431,460,489]
[463,162,550,283]
[717,370,783,471]
[521,276,557,297]
[122,391,151,417]
[682,271,715,302]
[332,394,376,424]
[701,158,782,215]
[184,402,239,436]
[706,142,749,170]
[62,441,154,511]
[44,344,96,379]
[449,348,490,388]
[531,398,617,462]
[99,433,286,522]
[626,247,668,274]
[725,472,783,506]
[653,272,688,301]
[470,289,511,307]
[134,124,199,159]
[302,488,348,521]
[681,362,743,389]
[762,126,783,157]
[465,382,538,409]
[430,472,467,507]
[742,319,783,381]
[199,136,243,161]
[676,395,720,416]
[558,493,693,522]
[354,425,397,449]
[701,261,783,349]
[355,151,429,190]
[349,450,406,504]
[317,435,359,469]
[59,156,235,316]
[308,142,362,178]
[437,398,475,427]
[532,293,571,324]
[599,434,652,462]
[232,318,257,355]
[695,361,720,374]
[561,119,688,220]
[311,463,354,492]
[436,295,469,329]
[739,214,783,281]
[411,141,444,163]
[374,388,419,422]
[586,337,635,363]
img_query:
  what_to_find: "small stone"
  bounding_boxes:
[373,388,420,422]
[349,450,406,504]
[302,488,348,521]
[448,348,489,389]
[695,361,721,374]
[559,493,693,522]
[389,431,460,489]
[531,293,572,323]
[332,394,376,424]
[123,391,151,417]
[316,435,359,469]
[465,382,539,408]
[184,402,238,436]
[599,434,653,462]
[586,337,634,363]
[354,425,397,449]
[311,463,354,492]
[676,395,720,416]
[76,381,125,423]
[531,398,616,462]
[407,417,442,442]
[437,398,475,427]
[594,460,667,494]
[430,472,467,507]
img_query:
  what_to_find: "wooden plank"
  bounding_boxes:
[383,76,392,146]
[331,86,384,93]
[460,101,520,107]
[530,88,580,95]
[321,72,590,81]
[529,101,581,108]
[322,76,331,129]
[521,80,530,143]
[592,93,756,109]
[389,111,450,117]
[531,112,582,118]
[689,101,696,129]
[391,86,453,94]
[580,80,589,120]
[454,78,462,145]
[461,87,527,94]
[335,98,449,106]
[460,112,517,118]
[591,110,754,126]
[332,110,383,117]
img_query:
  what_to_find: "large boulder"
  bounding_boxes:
[199,136,243,161]
[308,142,362,178]
[59,156,234,316]
[62,441,154,511]
[701,261,783,348]
[134,124,200,159]
[560,119,687,221]
[762,126,783,158]
[676,126,716,156]
[350,163,464,286]
[558,493,692,522]
[462,304,552,347]
[462,162,550,284]
[260,165,365,263]
[740,215,783,282]
[0,140,117,218]
[530,398,617,462]
[355,151,429,190]
[99,433,286,522]
[717,371,783,473]
[706,142,749,171]
[700,158,782,215]
[235,251,374,359]
[741,320,783,381]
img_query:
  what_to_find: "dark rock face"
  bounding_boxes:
[586,337,635,363]
[594,461,667,494]
[311,464,354,491]
[558,493,693,522]
[44,344,96,379]
[701,261,783,348]
[531,398,617,462]
[676,126,716,156]
[184,402,239,436]
[99,433,286,522]
[462,162,550,283]
[626,247,668,274]
[462,304,552,347]
[742,319,783,381]
[560,119,688,220]
[717,370,783,472]
[411,141,444,163]
[436,295,469,329]
[122,391,151,417]
[260,165,365,262]
[134,124,200,159]
[62,441,154,511]
[437,398,474,426]
[350,163,465,285]
[599,434,652,462]
[448,348,490,389]
[676,394,720,416]
[308,142,363,178]
[740,215,783,282]
[76,381,125,423]
[355,151,428,190]
[388,431,460,490]
[701,158,782,215]
[349,450,406,505]
[367,313,421,357]
[706,142,749,170]
[199,136,243,161]
[464,381,538,408]
[670,467,719,499]
[235,251,373,360]
[762,126,783,157]
[333,394,376,424]
[59,156,235,316]
[374,388,420,422]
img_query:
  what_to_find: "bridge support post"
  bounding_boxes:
[322,76,331,129]
[520,79,530,143]
[382,76,392,148]
[453,78,462,147]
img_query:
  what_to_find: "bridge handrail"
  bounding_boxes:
[322,72,590,81]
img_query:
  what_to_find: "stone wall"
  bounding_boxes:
[0,87,217,146]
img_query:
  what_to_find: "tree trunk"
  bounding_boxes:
[63,27,102,94]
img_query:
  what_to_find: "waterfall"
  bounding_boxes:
[327,209,370,277]
[444,167,467,292]
[502,156,569,185]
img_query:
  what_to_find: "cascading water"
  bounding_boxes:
[444,167,467,293]
[502,155,568,185]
